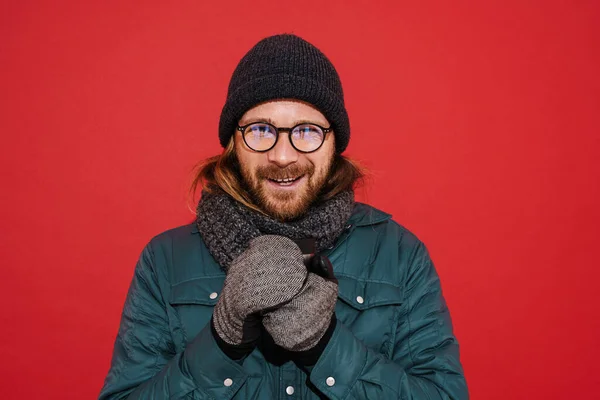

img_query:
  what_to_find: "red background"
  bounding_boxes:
[1,1,599,398]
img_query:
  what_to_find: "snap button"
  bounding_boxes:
[326,376,335,386]
[209,292,218,300]
[286,386,294,395]
[356,296,364,304]
[224,378,233,387]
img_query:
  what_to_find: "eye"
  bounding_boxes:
[246,123,276,138]
[292,124,324,140]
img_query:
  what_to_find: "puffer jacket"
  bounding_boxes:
[99,203,468,399]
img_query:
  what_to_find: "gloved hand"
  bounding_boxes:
[211,235,308,358]
[262,254,338,362]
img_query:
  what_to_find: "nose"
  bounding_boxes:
[267,133,299,167]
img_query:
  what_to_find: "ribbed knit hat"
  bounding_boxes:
[219,34,350,153]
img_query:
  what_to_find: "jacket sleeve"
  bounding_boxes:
[99,242,249,399]
[308,241,468,399]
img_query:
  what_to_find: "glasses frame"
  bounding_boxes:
[236,121,332,153]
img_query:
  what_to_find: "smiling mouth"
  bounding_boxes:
[267,175,303,186]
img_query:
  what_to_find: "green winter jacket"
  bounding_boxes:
[99,203,468,399]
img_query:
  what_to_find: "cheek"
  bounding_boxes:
[308,149,335,177]
[235,146,259,177]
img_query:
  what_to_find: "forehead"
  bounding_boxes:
[239,99,329,126]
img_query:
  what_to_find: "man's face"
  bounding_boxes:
[235,99,336,221]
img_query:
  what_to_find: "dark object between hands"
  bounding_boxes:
[291,238,337,283]
[309,254,338,284]
[293,237,316,255]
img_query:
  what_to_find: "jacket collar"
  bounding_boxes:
[347,202,392,227]
[191,201,391,234]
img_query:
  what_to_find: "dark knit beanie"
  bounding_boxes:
[218,34,350,153]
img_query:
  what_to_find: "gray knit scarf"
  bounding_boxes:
[195,190,355,271]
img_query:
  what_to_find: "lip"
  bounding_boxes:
[265,175,306,191]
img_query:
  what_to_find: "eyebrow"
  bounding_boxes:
[238,117,329,127]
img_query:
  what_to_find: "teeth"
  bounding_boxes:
[273,177,296,182]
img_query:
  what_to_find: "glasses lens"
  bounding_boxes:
[291,124,325,152]
[244,123,277,151]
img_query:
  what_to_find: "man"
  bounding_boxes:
[99,34,468,399]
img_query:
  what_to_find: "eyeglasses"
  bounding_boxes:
[236,122,332,153]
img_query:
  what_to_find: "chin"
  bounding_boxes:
[263,199,307,221]
[250,178,323,221]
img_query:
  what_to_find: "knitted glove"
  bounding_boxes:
[212,235,308,359]
[262,254,338,364]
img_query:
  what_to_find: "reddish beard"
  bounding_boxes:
[240,162,330,221]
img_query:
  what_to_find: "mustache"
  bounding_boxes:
[256,164,314,180]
